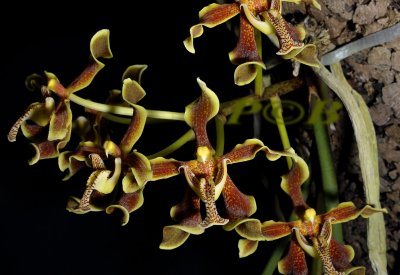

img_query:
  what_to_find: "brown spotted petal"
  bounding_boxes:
[65,29,113,94]
[28,138,69,165]
[263,9,304,55]
[184,78,219,148]
[183,3,240,53]
[321,201,388,224]
[281,43,320,67]
[222,175,257,231]
[221,139,267,164]
[68,158,122,214]
[119,78,147,154]
[313,218,362,274]
[160,188,205,250]
[280,154,310,212]
[228,14,266,86]
[8,97,55,142]
[150,157,182,180]
[278,237,309,275]
[236,218,294,241]
[328,238,357,273]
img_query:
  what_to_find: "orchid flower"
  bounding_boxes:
[7,29,112,165]
[235,157,388,274]
[183,0,319,86]
[149,77,309,250]
[66,65,152,226]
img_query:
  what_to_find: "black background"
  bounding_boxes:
[1,2,309,274]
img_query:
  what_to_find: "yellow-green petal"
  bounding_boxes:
[122,64,148,85]
[183,3,240,53]
[48,100,72,141]
[238,239,259,258]
[233,61,266,86]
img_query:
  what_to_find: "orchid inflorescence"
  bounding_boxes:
[8,1,387,274]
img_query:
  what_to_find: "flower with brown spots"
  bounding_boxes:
[149,77,308,249]
[65,65,152,226]
[235,158,387,274]
[183,0,320,86]
[7,29,112,164]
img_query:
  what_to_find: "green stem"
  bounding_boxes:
[261,237,289,275]
[270,95,292,168]
[254,29,264,98]
[146,129,195,159]
[69,94,185,121]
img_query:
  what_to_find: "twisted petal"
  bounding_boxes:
[278,237,309,275]
[280,155,310,211]
[28,138,70,165]
[58,150,87,178]
[65,29,113,94]
[123,151,152,191]
[222,175,257,231]
[238,239,259,258]
[160,188,205,249]
[183,3,240,53]
[184,78,219,148]
[119,78,147,154]
[229,14,266,85]
[281,43,319,67]
[264,10,304,55]
[8,97,55,142]
[233,60,266,86]
[322,201,388,224]
[122,64,148,86]
[106,189,144,226]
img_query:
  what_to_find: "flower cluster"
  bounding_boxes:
[183,0,320,85]
[7,1,388,274]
